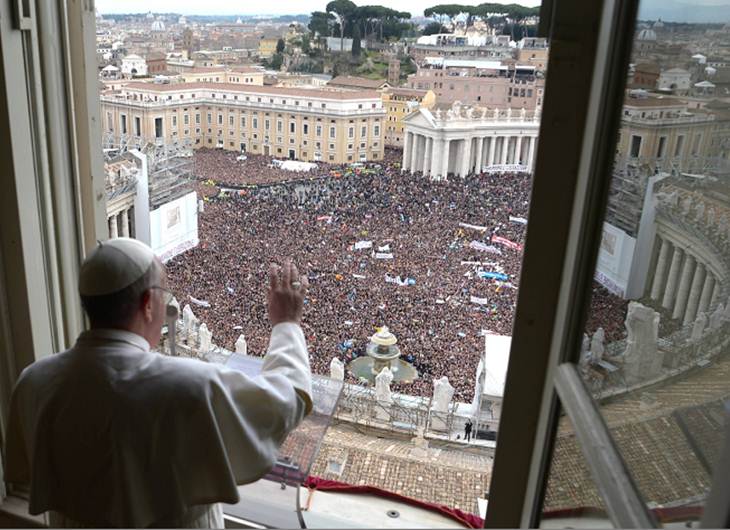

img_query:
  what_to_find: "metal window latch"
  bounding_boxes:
[13,0,33,31]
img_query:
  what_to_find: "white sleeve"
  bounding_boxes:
[260,322,313,416]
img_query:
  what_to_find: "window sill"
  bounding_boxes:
[0,496,46,528]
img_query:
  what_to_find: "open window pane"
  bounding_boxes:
[543,2,730,525]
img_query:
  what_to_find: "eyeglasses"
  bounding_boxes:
[151,286,175,305]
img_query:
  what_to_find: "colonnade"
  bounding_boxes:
[108,208,134,238]
[402,131,538,179]
[649,235,722,325]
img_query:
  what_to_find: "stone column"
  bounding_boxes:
[500,136,509,165]
[515,135,523,165]
[488,137,496,166]
[650,238,671,300]
[683,262,706,325]
[109,214,119,238]
[459,138,472,176]
[402,131,412,172]
[527,136,536,170]
[481,137,489,168]
[710,280,721,310]
[698,272,715,316]
[474,137,484,174]
[431,138,443,180]
[441,139,451,180]
[662,246,684,310]
[410,133,420,173]
[672,254,696,320]
[424,137,434,176]
[120,209,130,237]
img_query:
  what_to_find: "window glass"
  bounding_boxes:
[542,4,730,526]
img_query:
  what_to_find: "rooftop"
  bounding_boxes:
[116,81,381,100]
[328,75,388,89]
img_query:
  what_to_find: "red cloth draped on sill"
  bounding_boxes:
[303,476,484,529]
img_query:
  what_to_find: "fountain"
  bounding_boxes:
[348,327,418,384]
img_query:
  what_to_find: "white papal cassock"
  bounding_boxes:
[6,323,312,528]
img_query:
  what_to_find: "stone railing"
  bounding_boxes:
[587,319,730,400]
[430,107,541,126]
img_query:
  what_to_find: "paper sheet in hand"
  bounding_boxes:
[225,353,344,485]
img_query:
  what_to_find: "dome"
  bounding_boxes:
[146,11,154,19]
[151,19,166,32]
[178,15,187,25]
[705,66,717,76]
[637,28,657,41]
[653,18,664,28]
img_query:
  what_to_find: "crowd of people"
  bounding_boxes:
[166,148,629,401]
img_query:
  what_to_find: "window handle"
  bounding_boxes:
[13,0,32,31]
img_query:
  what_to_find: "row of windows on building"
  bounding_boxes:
[107,111,380,140]
[628,132,704,159]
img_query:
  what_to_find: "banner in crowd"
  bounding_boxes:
[459,222,488,232]
[189,295,211,308]
[470,295,490,305]
[317,215,333,223]
[375,252,394,259]
[377,244,391,252]
[469,241,503,255]
[385,274,416,286]
[484,164,529,174]
[352,273,367,279]
[354,240,372,250]
[509,216,528,225]
[491,235,523,251]
[478,271,509,281]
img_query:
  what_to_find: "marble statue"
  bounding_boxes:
[534,106,542,120]
[198,323,212,354]
[493,108,500,120]
[446,109,455,119]
[481,107,488,119]
[434,108,442,120]
[506,107,512,119]
[682,196,692,215]
[590,328,605,362]
[520,107,526,120]
[432,376,455,413]
[580,333,591,367]
[710,303,725,329]
[622,302,662,385]
[198,199,205,213]
[691,312,708,341]
[375,366,393,404]
[695,202,705,223]
[182,304,198,339]
[235,334,248,355]
[330,357,345,381]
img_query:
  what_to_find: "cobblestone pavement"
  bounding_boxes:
[311,422,493,515]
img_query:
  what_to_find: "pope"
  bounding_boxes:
[5,237,312,528]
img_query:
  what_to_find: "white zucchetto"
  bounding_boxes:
[79,237,155,296]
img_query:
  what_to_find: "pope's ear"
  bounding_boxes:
[141,289,154,320]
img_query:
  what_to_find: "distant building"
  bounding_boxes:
[100,81,386,164]
[258,38,278,59]
[179,66,265,86]
[516,38,549,70]
[328,75,389,91]
[325,37,360,53]
[658,68,692,94]
[381,87,436,147]
[145,53,167,76]
[387,56,401,86]
[408,58,544,109]
[121,54,148,77]
[632,63,660,89]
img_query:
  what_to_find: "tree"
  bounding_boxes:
[270,53,283,70]
[351,24,361,57]
[326,0,357,52]
[422,21,448,35]
[276,38,285,54]
[301,34,311,54]
[309,10,334,37]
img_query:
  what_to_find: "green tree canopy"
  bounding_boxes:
[351,24,362,56]
[308,11,334,37]
[276,38,285,54]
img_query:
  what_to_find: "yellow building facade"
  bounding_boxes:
[100,82,386,164]
[381,87,436,147]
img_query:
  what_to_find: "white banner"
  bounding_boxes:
[354,240,372,250]
[459,222,488,232]
[469,241,503,255]
[509,216,528,225]
[484,164,529,174]
[352,273,367,279]
[470,295,490,305]
[385,274,415,286]
[377,244,391,252]
[375,252,394,259]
